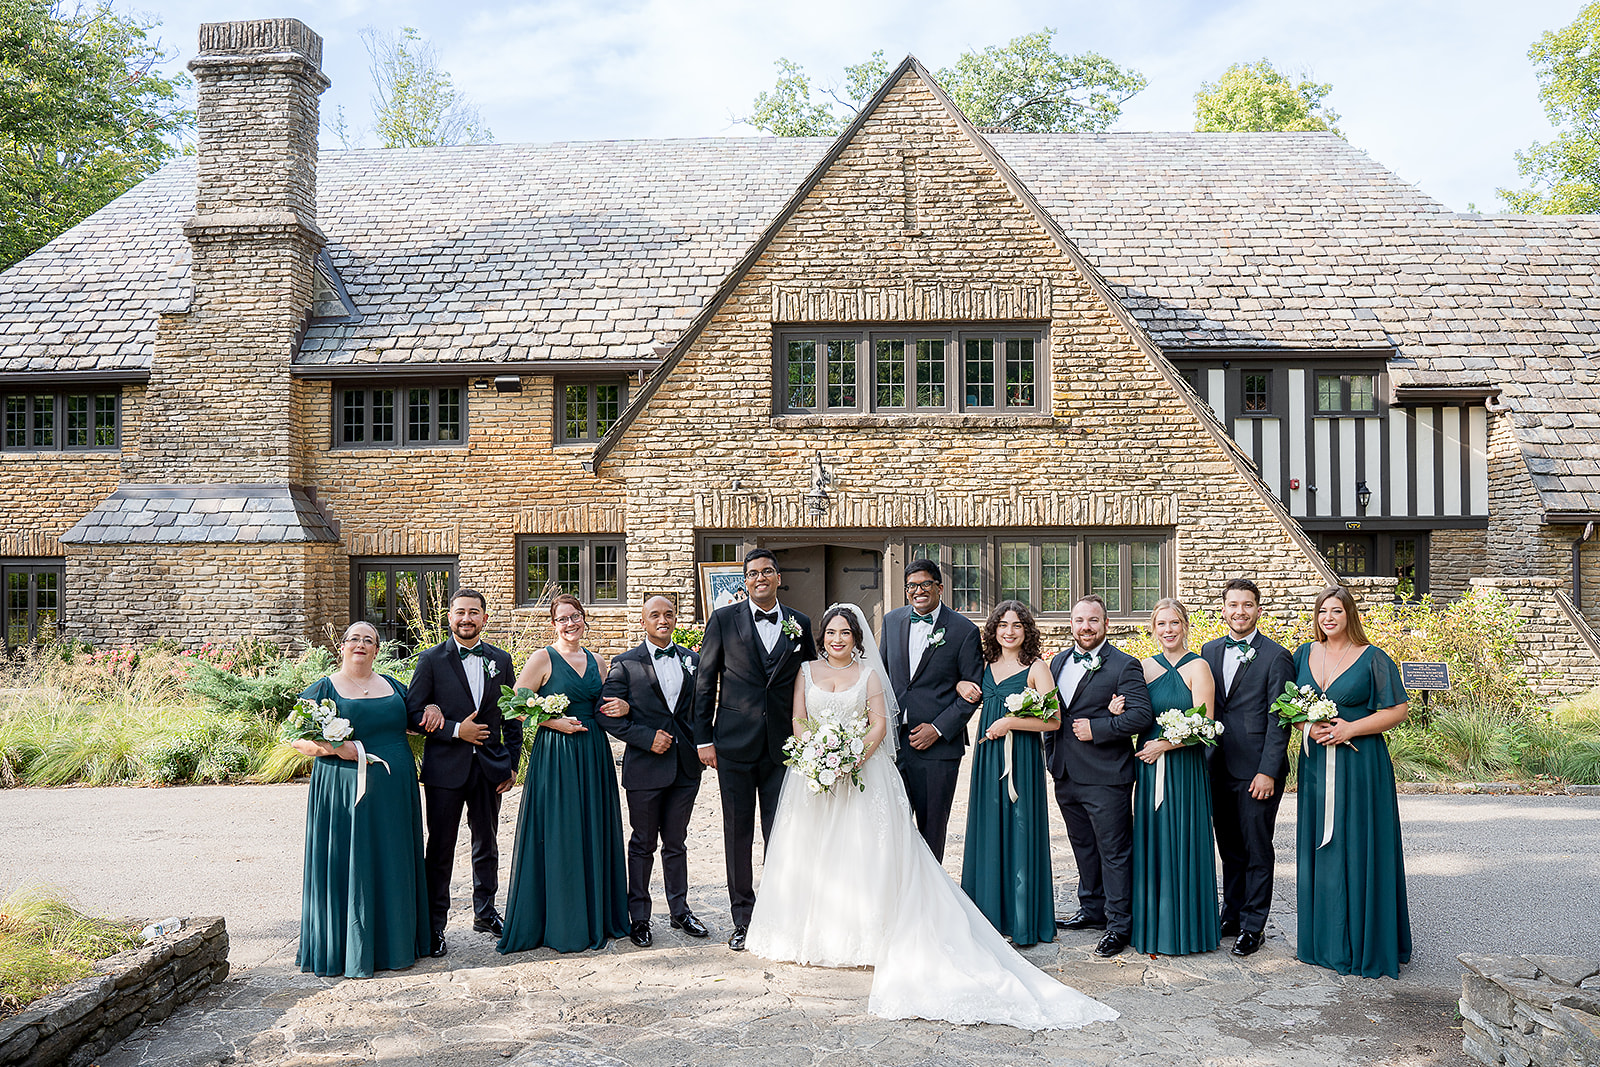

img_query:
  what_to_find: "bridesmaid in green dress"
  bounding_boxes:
[960,600,1061,947]
[1293,585,1413,979]
[1130,598,1220,956]
[498,594,629,953]
[292,621,429,978]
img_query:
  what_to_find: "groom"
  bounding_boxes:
[693,548,816,951]
[881,558,982,861]
[1044,594,1153,959]
[1202,578,1294,957]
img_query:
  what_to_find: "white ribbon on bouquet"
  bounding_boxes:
[352,741,391,805]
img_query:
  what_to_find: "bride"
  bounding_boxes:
[746,603,1118,1030]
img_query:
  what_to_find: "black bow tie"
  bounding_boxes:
[755,610,779,624]
[653,645,677,660]
[458,645,488,660]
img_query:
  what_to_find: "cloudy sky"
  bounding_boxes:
[136,0,1587,213]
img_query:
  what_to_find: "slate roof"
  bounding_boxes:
[58,484,339,545]
[2,132,1598,512]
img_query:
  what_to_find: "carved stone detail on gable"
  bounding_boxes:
[771,281,1050,323]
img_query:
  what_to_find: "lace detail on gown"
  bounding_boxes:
[746,663,1118,1031]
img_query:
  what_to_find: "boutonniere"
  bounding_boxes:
[1084,654,1103,674]
[1240,647,1257,665]
[926,628,946,650]
[485,660,500,679]
[683,659,696,676]
[781,617,802,640]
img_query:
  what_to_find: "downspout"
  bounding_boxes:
[1576,522,1595,613]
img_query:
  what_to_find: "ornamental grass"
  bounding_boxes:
[0,886,139,1015]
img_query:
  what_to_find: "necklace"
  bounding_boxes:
[1319,641,1353,688]
[343,671,373,695]
[819,655,856,670]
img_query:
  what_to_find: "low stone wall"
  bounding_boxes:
[0,917,228,1067]
[1459,952,1600,1067]
[1472,577,1600,697]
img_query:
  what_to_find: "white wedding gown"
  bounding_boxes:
[746,665,1119,1030]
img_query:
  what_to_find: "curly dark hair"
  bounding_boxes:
[818,605,863,653]
[981,599,1041,664]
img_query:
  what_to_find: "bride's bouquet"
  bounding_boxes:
[1154,707,1223,747]
[783,716,869,794]
[497,686,570,727]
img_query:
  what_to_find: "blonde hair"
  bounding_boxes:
[1148,597,1189,636]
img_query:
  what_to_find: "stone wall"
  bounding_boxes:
[1459,952,1600,1067]
[1471,577,1600,696]
[1432,527,1487,602]
[0,918,228,1067]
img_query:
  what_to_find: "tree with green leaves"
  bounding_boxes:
[0,0,193,270]
[1501,2,1600,214]
[1193,59,1341,136]
[348,27,492,149]
[739,29,1146,136]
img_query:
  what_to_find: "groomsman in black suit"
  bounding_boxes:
[881,558,982,862]
[600,595,710,948]
[692,548,816,951]
[405,588,522,958]
[1043,594,1154,958]
[1201,578,1294,957]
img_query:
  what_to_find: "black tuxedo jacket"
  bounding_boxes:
[692,602,816,767]
[1042,643,1154,786]
[600,641,704,790]
[404,640,523,790]
[1202,633,1295,782]
[880,604,982,761]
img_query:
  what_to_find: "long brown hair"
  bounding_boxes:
[1312,586,1369,646]
[981,600,1041,664]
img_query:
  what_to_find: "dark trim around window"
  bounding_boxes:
[516,536,626,607]
[2,560,63,649]
[556,380,629,445]
[335,382,467,449]
[0,389,120,453]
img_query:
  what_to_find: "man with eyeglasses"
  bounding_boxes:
[405,588,522,959]
[692,548,816,951]
[881,559,982,861]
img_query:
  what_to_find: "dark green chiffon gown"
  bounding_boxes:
[1131,652,1220,956]
[960,665,1055,947]
[498,648,628,953]
[296,675,429,978]
[1293,643,1412,979]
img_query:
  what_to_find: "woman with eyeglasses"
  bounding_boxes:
[497,594,630,953]
[291,620,429,978]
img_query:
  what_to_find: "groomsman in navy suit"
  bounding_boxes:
[1043,594,1153,958]
[1201,578,1294,957]
[881,558,982,862]
[601,595,709,948]
[406,588,522,958]
[693,548,816,951]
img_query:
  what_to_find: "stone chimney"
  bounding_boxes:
[130,18,329,483]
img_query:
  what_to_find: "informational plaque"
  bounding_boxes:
[1400,661,1451,691]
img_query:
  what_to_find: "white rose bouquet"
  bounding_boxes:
[497,686,571,727]
[1154,707,1223,747]
[782,715,869,794]
[1270,681,1355,751]
[281,695,391,799]
[1003,686,1060,721]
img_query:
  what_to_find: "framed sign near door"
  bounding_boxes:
[699,562,747,617]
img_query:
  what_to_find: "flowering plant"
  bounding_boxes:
[497,686,571,726]
[926,628,947,650]
[1270,682,1355,749]
[782,715,868,794]
[1155,707,1223,747]
[1003,687,1060,721]
[281,697,390,771]
[781,617,802,640]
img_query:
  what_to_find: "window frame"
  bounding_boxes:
[0,389,121,453]
[556,379,630,446]
[2,560,63,650]
[1240,369,1274,416]
[1314,370,1383,415]
[516,536,627,607]
[350,556,458,653]
[335,382,467,449]
[776,323,1047,416]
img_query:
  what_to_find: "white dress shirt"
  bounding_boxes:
[1055,640,1109,700]
[1222,630,1259,691]
[907,603,943,678]
[751,600,785,653]
[450,638,486,739]
[647,638,685,711]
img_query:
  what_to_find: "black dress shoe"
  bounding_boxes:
[1232,930,1264,957]
[670,912,709,938]
[472,914,504,937]
[1219,918,1241,937]
[1094,932,1129,958]
[728,925,748,951]
[1056,910,1108,931]
[429,932,448,958]
[628,920,652,947]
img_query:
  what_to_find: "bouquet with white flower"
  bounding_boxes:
[782,715,869,794]
[497,686,571,727]
[1003,686,1060,721]
[1154,707,1223,747]
[281,695,391,799]
[1270,682,1355,750]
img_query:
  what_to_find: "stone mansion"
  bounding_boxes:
[2,18,1599,692]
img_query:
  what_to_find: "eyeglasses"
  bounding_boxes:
[342,635,377,647]
[553,613,585,625]
[745,567,778,580]
[905,580,940,593]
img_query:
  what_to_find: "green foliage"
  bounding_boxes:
[1193,59,1341,136]
[360,27,492,149]
[0,0,193,269]
[0,885,140,1012]
[184,646,334,718]
[739,29,1145,136]
[1501,2,1600,213]
[672,626,705,652]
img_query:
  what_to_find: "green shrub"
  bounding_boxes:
[185,646,335,718]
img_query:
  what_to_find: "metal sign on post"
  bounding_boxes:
[1400,661,1451,723]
